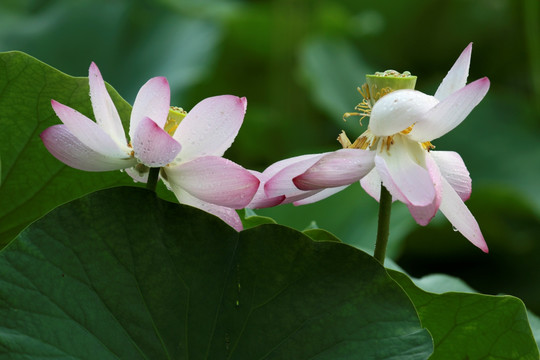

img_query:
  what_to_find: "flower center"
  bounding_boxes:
[339,87,434,153]
[339,71,435,153]
[164,106,187,136]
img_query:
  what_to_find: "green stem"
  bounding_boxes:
[146,167,160,193]
[374,184,392,264]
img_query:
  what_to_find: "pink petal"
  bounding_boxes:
[439,177,488,253]
[88,62,127,144]
[262,154,325,179]
[129,77,171,138]
[264,153,326,198]
[434,43,472,101]
[171,186,244,231]
[132,117,182,167]
[292,185,348,206]
[41,125,136,171]
[375,136,436,207]
[408,77,490,142]
[369,90,438,136]
[293,149,375,190]
[406,154,442,226]
[51,100,130,158]
[173,95,247,162]
[280,189,322,204]
[164,156,259,208]
[360,168,382,202]
[430,151,471,201]
[246,171,285,209]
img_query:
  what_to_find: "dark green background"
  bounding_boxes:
[1,0,539,313]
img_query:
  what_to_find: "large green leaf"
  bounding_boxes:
[389,270,539,360]
[0,187,433,359]
[0,51,134,247]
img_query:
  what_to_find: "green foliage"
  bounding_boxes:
[302,228,342,243]
[390,270,539,360]
[0,187,433,359]
[0,51,134,248]
[239,208,277,229]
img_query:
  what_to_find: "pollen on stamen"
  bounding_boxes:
[343,84,372,126]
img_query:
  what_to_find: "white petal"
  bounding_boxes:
[125,166,149,183]
[375,136,436,207]
[439,176,488,253]
[408,77,490,142]
[171,186,244,231]
[132,117,182,167]
[173,95,246,162]
[88,62,127,144]
[51,100,130,158]
[430,151,471,201]
[369,90,438,136]
[129,77,171,138]
[434,43,472,101]
[360,168,382,202]
[264,153,326,198]
[164,156,259,208]
[41,125,136,171]
[293,149,375,190]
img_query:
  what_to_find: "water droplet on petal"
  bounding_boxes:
[452,226,458,232]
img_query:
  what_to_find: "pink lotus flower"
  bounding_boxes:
[159,96,260,231]
[265,43,490,252]
[41,63,259,231]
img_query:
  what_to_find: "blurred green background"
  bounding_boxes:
[1,0,539,312]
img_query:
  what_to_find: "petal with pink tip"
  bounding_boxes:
[41,125,136,171]
[247,171,285,209]
[292,185,348,206]
[293,149,375,190]
[88,62,127,144]
[164,156,259,208]
[171,186,244,231]
[369,90,438,137]
[129,77,171,138]
[264,154,326,198]
[430,151,471,201]
[439,177,488,252]
[132,117,182,167]
[51,100,130,158]
[406,154,442,226]
[434,43,472,101]
[173,95,246,162]
[409,77,490,142]
[375,136,436,207]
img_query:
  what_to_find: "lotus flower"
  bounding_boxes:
[265,43,490,252]
[41,63,259,231]
[159,96,260,231]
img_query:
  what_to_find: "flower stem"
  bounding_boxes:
[146,167,160,193]
[374,184,392,264]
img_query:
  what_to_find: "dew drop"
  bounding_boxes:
[452,226,458,232]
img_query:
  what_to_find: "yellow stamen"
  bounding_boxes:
[337,130,352,148]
